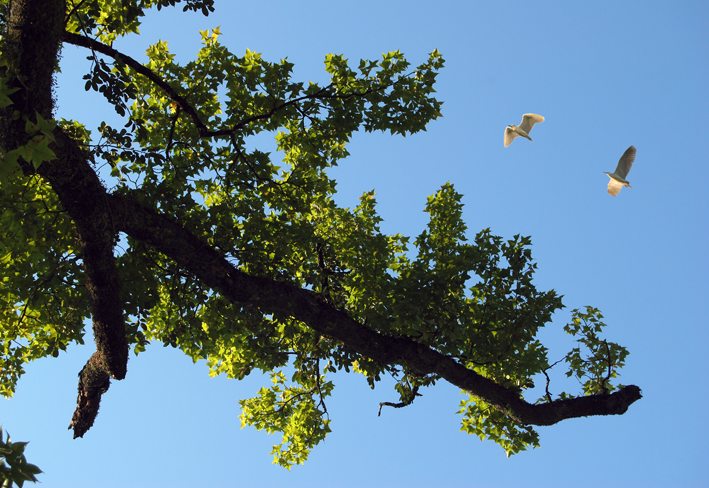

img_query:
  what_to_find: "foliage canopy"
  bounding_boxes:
[0,0,640,468]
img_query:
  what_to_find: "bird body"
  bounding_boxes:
[604,145,636,196]
[504,113,544,147]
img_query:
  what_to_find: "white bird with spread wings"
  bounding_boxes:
[503,113,545,147]
[604,146,636,196]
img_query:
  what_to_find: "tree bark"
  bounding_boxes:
[2,0,128,436]
[68,352,111,438]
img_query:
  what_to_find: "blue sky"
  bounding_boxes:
[2,1,708,486]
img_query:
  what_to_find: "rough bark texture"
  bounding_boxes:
[5,0,64,118]
[2,0,128,436]
[38,130,129,380]
[68,352,111,438]
[0,0,641,436]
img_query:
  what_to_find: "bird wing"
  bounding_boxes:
[607,178,623,196]
[519,113,544,133]
[614,146,636,179]
[503,126,517,147]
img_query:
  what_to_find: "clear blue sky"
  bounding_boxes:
[2,1,707,486]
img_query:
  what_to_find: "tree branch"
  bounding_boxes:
[62,31,379,139]
[68,352,111,438]
[40,130,129,379]
[2,0,128,420]
[378,385,421,416]
[108,191,642,426]
[62,31,211,136]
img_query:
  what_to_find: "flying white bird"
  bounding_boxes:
[604,146,636,196]
[503,113,545,147]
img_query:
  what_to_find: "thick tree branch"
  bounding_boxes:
[39,130,129,379]
[2,0,128,431]
[108,191,641,426]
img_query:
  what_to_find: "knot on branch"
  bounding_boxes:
[68,352,112,439]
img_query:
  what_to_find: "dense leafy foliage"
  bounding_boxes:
[0,0,634,466]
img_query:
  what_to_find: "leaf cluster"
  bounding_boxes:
[562,306,629,396]
[66,0,215,43]
[0,427,42,488]
[0,171,86,396]
[240,369,333,468]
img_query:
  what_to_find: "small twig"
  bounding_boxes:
[603,340,612,393]
[314,358,329,417]
[377,385,421,416]
[542,358,564,403]
[165,106,181,161]
[64,0,90,25]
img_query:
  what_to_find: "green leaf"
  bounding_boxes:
[0,77,19,109]
[16,135,56,169]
